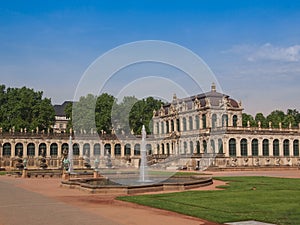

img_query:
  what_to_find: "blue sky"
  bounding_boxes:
[1,0,300,115]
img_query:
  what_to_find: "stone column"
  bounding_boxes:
[236,138,241,157]
[223,139,228,157]
[258,139,263,156]
[289,139,293,156]
[57,141,62,158]
[279,139,283,157]
[269,140,273,156]
[247,139,251,157]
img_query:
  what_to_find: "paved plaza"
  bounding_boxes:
[0,170,299,225]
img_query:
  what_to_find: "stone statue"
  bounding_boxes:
[231,158,237,167]
[83,150,91,168]
[62,158,70,171]
[254,158,259,166]
[39,149,48,169]
[286,158,292,166]
[297,158,300,168]
[265,158,270,166]
[243,158,249,166]
[153,109,156,117]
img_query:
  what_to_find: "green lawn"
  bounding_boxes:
[117,176,300,225]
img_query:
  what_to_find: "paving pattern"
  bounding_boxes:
[1,169,299,225]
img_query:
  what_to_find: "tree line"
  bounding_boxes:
[242,109,300,128]
[0,85,55,132]
[1,85,299,133]
[65,94,163,135]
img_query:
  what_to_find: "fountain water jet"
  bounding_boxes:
[139,125,151,182]
[68,135,73,174]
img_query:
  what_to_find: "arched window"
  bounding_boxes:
[241,139,248,156]
[283,139,289,156]
[146,144,152,155]
[39,143,46,156]
[15,143,23,157]
[114,144,121,156]
[196,141,200,154]
[212,114,217,129]
[203,140,207,154]
[73,143,80,156]
[233,115,238,127]
[104,143,111,155]
[157,144,160,154]
[161,143,165,155]
[293,140,299,156]
[156,122,160,134]
[263,139,269,156]
[125,144,131,155]
[166,143,170,155]
[273,139,279,156]
[83,143,90,156]
[134,144,140,155]
[27,143,35,156]
[176,118,180,131]
[94,144,101,156]
[61,143,68,155]
[190,141,193,154]
[3,143,11,156]
[183,118,187,131]
[166,121,169,133]
[171,120,174,132]
[50,143,58,156]
[195,115,200,129]
[183,142,187,154]
[202,114,206,129]
[161,121,165,134]
[211,140,215,154]
[229,138,236,156]
[218,139,223,154]
[251,139,258,156]
[189,116,193,130]
[222,114,228,127]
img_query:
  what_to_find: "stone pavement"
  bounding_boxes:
[0,169,299,225]
[0,176,221,225]
[0,178,118,225]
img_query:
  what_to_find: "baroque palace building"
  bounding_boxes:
[0,83,299,170]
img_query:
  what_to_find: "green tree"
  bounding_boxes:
[286,109,299,127]
[0,85,55,131]
[64,101,73,132]
[242,113,256,127]
[95,93,115,134]
[111,96,139,135]
[72,94,97,133]
[255,113,268,128]
[129,97,163,134]
[266,110,285,128]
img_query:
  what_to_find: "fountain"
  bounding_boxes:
[139,125,150,182]
[61,125,213,193]
[68,134,73,174]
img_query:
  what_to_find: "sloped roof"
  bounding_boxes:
[53,101,72,116]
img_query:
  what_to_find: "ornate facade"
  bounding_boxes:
[0,83,299,170]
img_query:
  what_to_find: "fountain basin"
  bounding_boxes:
[61,176,213,194]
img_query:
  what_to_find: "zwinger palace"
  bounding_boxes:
[0,83,299,170]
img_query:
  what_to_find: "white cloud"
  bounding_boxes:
[225,43,300,62]
[248,43,300,62]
